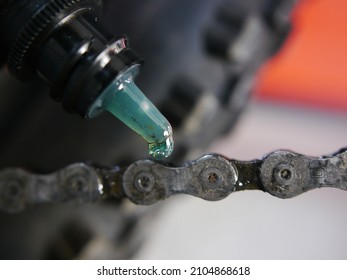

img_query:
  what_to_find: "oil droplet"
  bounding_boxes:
[148,135,174,159]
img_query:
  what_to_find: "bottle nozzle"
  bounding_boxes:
[88,65,174,159]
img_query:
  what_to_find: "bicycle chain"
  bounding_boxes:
[1,148,347,212]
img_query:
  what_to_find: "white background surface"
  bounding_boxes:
[138,101,347,259]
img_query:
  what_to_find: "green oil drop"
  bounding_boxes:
[88,65,174,159]
[148,136,174,160]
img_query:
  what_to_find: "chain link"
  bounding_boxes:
[0,163,101,212]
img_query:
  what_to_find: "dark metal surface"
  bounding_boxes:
[122,154,238,204]
[261,149,347,198]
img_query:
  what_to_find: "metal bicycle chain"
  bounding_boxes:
[1,148,347,212]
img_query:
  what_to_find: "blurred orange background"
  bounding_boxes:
[255,0,347,112]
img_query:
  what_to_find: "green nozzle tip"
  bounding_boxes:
[88,66,174,159]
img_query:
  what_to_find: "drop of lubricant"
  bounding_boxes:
[148,135,174,160]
